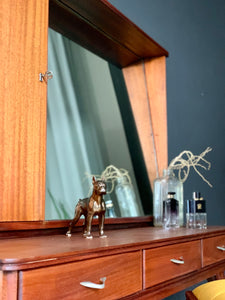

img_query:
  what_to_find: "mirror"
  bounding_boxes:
[0,0,168,227]
[45,0,168,224]
[46,28,152,219]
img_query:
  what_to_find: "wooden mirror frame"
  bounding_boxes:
[0,0,168,236]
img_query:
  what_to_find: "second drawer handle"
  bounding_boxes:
[170,258,184,265]
[80,277,106,289]
[217,246,225,251]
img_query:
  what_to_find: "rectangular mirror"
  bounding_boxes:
[46,28,152,219]
[0,0,167,230]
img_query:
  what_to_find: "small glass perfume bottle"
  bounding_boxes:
[193,192,207,229]
[163,192,180,229]
[105,200,116,218]
[186,199,196,229]
[153,169,183,227]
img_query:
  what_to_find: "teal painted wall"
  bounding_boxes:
[110,0,225,225]
[109,1,225,298]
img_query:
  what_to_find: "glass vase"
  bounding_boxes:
[153,168,183,227]
[115,176,139,217]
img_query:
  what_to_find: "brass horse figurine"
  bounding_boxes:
[66,177,107,239]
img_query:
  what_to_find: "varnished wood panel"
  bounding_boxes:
[61,0,168,58]
[0,271,2,299]
[122,62,157,189]
[49,0,168,68]
[122,57,168,189]
[1,0,169,224]
[20,252,142,300]
[0,271,18,300]
[0,0,49,221]
[144,240,201,288]
[1,227,225,299]
[125,263,225,300]
[49,0,139,67]
[0,217,153,238]
[144,56,168,177]
[1,227,225,271]
[202,235,225,266]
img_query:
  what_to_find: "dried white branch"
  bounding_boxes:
[84,165,132,194]
[168,147,212,187]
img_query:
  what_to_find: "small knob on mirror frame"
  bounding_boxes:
[39,71,53,83]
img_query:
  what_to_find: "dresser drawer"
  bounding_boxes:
[19,251,142,300]
[202,235,225,266]
[144,240,201,288]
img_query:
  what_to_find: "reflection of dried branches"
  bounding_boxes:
[84,165,132,194]
[168,147,212,187]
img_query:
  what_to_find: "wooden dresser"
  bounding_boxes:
[1,226,225,299]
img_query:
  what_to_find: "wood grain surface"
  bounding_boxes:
[0,226,225,270]
[0,226,225,299]
[0,0,49,221]
[123,57,168,189]
[144,240,201,288]
[1,0,168,223]
[202,235,225,266]
[20,251,142,300]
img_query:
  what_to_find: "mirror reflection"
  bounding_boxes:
[46,29,151,220]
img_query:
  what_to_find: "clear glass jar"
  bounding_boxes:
[153,168,184,227]
[115,176,139,217]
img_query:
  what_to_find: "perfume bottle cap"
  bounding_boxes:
[186,199,195,213]
[193,191,201,200]
[167,192,176,199]
[105,199,113,208]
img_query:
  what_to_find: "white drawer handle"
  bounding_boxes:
[170,258,184,264]
[80,277,106,289]
[217,246,225,251]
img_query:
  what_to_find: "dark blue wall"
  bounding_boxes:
[110,0,225,227]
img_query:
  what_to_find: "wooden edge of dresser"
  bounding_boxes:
[1,226,225,271]
[121,261,225,300]
[0,216,153,238]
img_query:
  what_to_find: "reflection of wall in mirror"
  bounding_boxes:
[45,29,144,220]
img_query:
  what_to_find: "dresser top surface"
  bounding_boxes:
[0,226,225,270]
